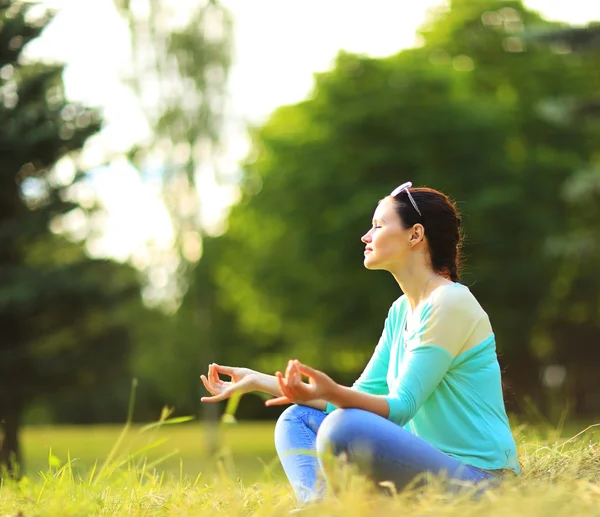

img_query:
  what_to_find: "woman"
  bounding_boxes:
[201,182,520,505]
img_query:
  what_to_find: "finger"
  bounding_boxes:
[201,384,238,403]
[213,364,236,376]
[287,377,315,399]
[288,360,301,388]
[201,393,228,403]
[284,360,294,384]
[210,364,220,385]
[202,376,224,397]
[200,375,213,392]
[297,362,321,379]
[276,371,295,399]
[284,360,303,392]
[278,370,293,392]
[284,359,294,382]
[290,359,300,377]
[200,375,218,394]
[275,371,287,391]
[265,396,292,407]
[285,366,317,399]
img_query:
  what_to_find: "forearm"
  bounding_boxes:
[328,384,390,419]
[253,372,327,411]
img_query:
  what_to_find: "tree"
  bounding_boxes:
[414,0,600,411]
[0,1,144,473]
[112,0,234,439]
[523,19,600,414]
[208,0,600,416]
[112,0,233,297]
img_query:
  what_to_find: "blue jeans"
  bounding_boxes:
[274,405,501,505]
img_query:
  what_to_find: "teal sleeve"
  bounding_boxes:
[324,324,391,414]
[352,336,391,395]
[385,345,453,426]
[324,402,337,414]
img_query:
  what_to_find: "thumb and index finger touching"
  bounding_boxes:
[289,360,320,379]
[203,363,234,383]
[211,363,236,377]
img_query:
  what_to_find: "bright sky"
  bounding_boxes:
[24,0,600,265]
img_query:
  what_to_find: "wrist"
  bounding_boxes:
[326,383,347,407]
[247,372,262,390]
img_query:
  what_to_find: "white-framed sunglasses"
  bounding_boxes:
[390,181,422,217]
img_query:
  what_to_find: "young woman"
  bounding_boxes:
[201,182,520,505]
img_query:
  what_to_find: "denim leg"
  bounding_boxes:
[316,409,498,494]
[274,404,328,505]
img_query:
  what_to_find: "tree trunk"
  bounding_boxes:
[196,286,220,457]
[0,402,22,478]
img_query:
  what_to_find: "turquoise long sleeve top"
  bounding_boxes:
[326,283,520,473]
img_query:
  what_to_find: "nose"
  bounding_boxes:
[361,230,372,244]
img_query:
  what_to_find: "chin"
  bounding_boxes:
[363,257,380,270]
[364,255,390,271]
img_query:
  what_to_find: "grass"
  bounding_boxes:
[1,417,599,516]
[20,421,282,483]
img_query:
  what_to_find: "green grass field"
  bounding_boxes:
[20,421,283,483]
[1,419,599,516]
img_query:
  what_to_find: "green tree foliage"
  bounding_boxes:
[130,237,253,418]
[523,18,600,413]
[0,1,145,472]
[113,0,233,284]
[202,0,600,415]
[112,0,235,431]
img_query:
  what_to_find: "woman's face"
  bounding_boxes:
[361,197,412,271]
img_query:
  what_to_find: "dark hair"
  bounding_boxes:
[391,187,463,282]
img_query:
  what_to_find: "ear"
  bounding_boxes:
[408,224,425,247]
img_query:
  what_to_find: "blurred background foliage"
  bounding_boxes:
[1,0,600,472]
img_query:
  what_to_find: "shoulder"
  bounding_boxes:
[389,294,408,315]
[426,283,488,321]
[384,295,408,326]
[418,283,492,352]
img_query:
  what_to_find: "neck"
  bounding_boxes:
[390,261,450,311]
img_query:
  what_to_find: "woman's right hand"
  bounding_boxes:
[200,363,258,402]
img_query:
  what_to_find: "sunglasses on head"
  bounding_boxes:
[390,181,422,217]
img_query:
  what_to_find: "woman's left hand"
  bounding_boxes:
[265,359,338,407]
